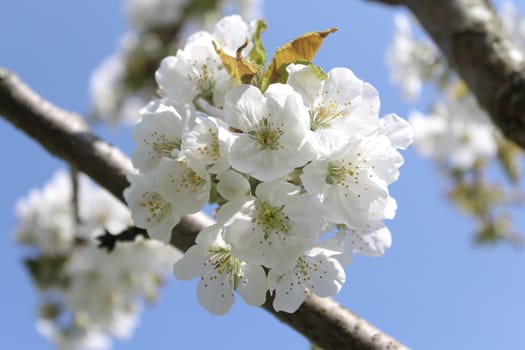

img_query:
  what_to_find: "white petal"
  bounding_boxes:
[212,15,250,54]
[380,113,414,150]
[197,272,235,315]
[269,270,306,313]
[173,245,209,280]
[254,180,299,206]
[155,158,210,213]
[303,254,345,298]
[264,83,296,107]
[226,214,303,269]
[124,176,180,242]
[237,263,268,307]
[342,224,392,257]
[216,170,251,201]
[215,196,254,226]
[155,54,197,104]
[286,63,322,106]
[132,100,190,171]
[223,85,266,129]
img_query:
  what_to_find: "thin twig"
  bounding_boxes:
[69,165,81,225]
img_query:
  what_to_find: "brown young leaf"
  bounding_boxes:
[262,27,337,90]
[213,40,260,84]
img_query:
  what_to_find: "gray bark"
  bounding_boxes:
[368,0,525,149]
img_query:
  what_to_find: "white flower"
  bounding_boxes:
[125,0,189,32]
[301,134,403,227]
[181,114,230,174]
[156,39,231,106]
[225,0,263,21]
[89,54,126,122]
[89,34,144,125]
[37,319,111,350]
[77,178,132,239]
[225,181,326,269]
[204,14,252,57]
[216,169,251,201]
[155,15,253,107]
[155,157,211,213]
[124,173,180,242]
[132,99,195,172]
[174,223,267,315]
[287,64,381,156]
[14,171,75,255]
[500,1,525,58]
[336,223,392,265]
[386,13,440,100]
[409,94,498,169]
[379,113,414,150]
[268,243,345,313]
[14,171,133,253]
[222,83,316,181]
[62,238,177,341]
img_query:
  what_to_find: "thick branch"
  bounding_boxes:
[0,67,407,350]
[0,68,131,201]
[369,0,525,149]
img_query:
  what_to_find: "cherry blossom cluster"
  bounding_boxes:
[385,14,442,101]
[14,171,178,349]
[387,13,502,170]
[126,15,412,314]
[409,92,498,170]
[15,171,132,254]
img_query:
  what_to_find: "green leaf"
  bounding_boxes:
[497,140,521,183]
[39,302,62,320]
[25,256,68,291]
[261,27,337,91]
[249,19,267,66]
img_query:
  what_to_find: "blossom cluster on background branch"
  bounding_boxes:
[382,0,525,243]
[368,0,525,149]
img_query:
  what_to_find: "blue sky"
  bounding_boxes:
[1,1,524,349]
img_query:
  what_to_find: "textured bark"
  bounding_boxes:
[368,0,525,149]
[264,294,404,350]
[0,67,407,350]
[0,68,131,201]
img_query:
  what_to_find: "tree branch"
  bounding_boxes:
[368,0,525,149]
[0,67,407,350]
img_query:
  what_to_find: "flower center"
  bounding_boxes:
[174,167,207,193]
[207,246,241,288]
[253,200,290,240]
[325,161,354,185]
[147,131,180,158]
[197,65,215,101]
[189,55,221,104]
[310,100,345,130]
[247,117,284,151]
[196,129,220,161]
[295,256,311,277]
[139,192,171,224]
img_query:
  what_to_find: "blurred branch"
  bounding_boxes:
[367,0,525,150]
[0,67,407,350]
[0,68,130,201]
